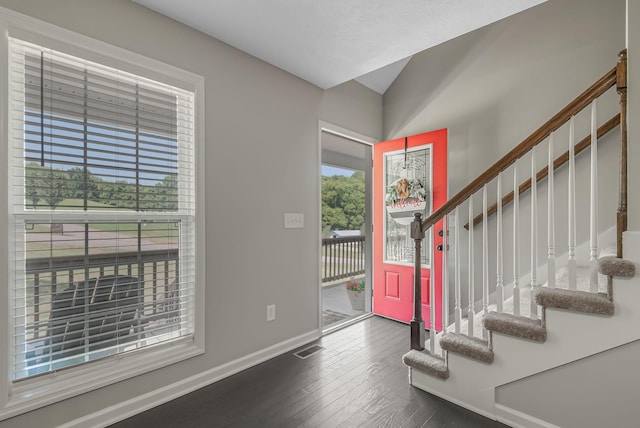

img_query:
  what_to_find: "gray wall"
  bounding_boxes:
[383,0,626,316]
[0,0,382,426]
[384,0,625,196]
[496,338,640,427]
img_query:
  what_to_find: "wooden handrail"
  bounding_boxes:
[420,66,617,231]
[465,114,620,229]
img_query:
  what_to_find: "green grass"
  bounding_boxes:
[90,222,179,240]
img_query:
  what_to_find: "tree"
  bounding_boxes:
[322,206,348,230]
[97,181,117,206]
[64,167,102,202]
[25,163,181,212]
[43,169,67,209]
[151,174,178,211]
[322,171,365,232]
[114,180,136,209]
[25,163,44,209]
[24,163,67,209]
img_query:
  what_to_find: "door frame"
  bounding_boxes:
[318,121,376,332]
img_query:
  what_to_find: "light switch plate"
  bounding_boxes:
[266,304,275,322]
[284,213,304,228]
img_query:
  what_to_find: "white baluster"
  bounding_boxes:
[482,185,489,338]
[530,147,538,319]
[468,197,475,337]
[547,133,556,288]
[589,100,599,292]
[513,165,520,316]
[496,172,504,312]
[429,227,435,355]
[454,206,462,334]
[568,116,577,290]
[442,215,449,354]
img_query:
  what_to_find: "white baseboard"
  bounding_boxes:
[495,403,561,428]
[60,329,321,428]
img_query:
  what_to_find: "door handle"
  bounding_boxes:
[436,244,449,251]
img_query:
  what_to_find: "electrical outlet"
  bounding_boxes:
[266,304,276,322]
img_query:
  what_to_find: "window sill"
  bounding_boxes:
[1,338,204,422]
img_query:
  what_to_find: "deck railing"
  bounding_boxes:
[322,236,365,283]
[26,249,179,340]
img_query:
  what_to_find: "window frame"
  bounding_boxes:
[0,8,205,420]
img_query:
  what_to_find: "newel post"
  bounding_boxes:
[410,212,425,350]
[617,49,628,258]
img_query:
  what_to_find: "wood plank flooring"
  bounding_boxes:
[110,316,509,427]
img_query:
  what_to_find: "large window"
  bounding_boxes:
[5,30,202,407]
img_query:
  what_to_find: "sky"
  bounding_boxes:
[322,165,354,177]
[26,112,177,186]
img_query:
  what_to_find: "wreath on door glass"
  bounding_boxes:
[385,177,428,225]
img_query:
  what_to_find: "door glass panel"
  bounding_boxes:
[383,146,431,264]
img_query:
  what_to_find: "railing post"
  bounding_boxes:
[513,165,520,315]
[411,212,425,351]
[454,206,462,333]
[482,185,489,337]
[547,133,556,289]
[496,172,504,312]
[568,116,577,290]
[441,215,449,340]
[530,146,538,319]
[468,196,475,334]
[617,49,628,258]
[589,100,599,293]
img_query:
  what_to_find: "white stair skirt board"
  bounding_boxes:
[412,232,640,421]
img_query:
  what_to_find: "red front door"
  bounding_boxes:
[373,129,447,330]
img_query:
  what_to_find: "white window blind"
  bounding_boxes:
[9,38,196,381]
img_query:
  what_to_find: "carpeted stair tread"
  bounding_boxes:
[483,311,547,342]
[598,256,636,278]
[440,332,494,364]
[402,349,449,379]
[534,287,614,316]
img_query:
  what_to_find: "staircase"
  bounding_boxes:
[402,50,633,427]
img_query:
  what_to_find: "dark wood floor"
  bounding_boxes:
[110,316,509,427]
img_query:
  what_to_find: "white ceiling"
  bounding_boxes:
[132,0,546,94]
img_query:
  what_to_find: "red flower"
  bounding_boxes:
[346,279,364,291]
